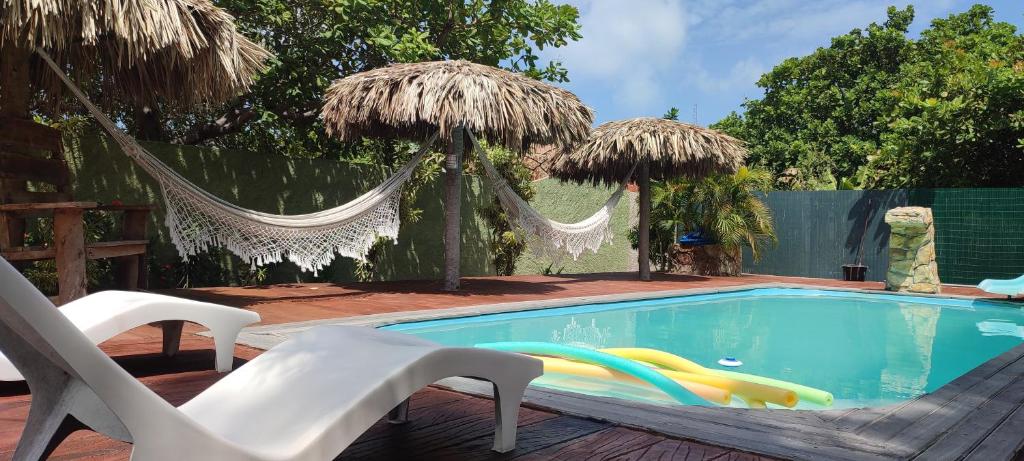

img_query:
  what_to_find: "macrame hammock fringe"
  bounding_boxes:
[467,133,636,261]
[38,48,632,271]
[37,49,436,274]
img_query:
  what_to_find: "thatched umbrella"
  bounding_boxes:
[0,0,271,118]
[322,60,593,290]
[551,117,746,281]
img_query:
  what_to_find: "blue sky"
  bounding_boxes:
[540,1,1024,126]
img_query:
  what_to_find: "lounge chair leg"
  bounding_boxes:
[387,398,410,424]
[211,326,244,373]
[14,379,84,461]
[491,380,530,453]
[161,320,184,358]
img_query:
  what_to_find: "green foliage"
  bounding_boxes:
[163,0,581,159]
[22,212,122,295]
[353,142,445,281]
[716,5,1024,189]
[632,167,777,267]
[472,144,535,275]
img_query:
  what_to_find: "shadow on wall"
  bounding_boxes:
[845,190,908,266]
[64,135,494,285]
[743,190,910,282]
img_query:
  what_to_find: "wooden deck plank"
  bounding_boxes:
[961,398,1024,461]
[910,357,1024,459]
[511,427,661,460]
[513,385,892,461]
[337,395,560,459]
[421,415,613,460]
[865,348,1024,454]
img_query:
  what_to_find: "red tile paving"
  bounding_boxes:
[0,272,1004,460]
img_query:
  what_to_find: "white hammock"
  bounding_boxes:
[38,49,435,274]
[467,133,634,261]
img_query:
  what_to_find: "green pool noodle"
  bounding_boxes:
[706,369,834,407]
[475,342,706,406]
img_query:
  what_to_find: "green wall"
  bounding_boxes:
[63,135,630,285]
[514,179,633,275]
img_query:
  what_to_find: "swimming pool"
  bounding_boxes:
[382,288,1024,409]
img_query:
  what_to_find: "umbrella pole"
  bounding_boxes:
[638,160,651,281]
[443,126,465,291]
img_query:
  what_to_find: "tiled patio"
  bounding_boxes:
[0,272,1000,460]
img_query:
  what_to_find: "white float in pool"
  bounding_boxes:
[718,356,743,367]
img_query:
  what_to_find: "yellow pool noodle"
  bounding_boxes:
[653,368,797,408]
[535,356,731,405]
[602,348,833,407]
[741,398,767,409]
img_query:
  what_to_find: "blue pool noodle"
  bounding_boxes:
[475,341,705,405]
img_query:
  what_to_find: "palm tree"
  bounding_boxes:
[688,167,777,262]
[638,167,777,274]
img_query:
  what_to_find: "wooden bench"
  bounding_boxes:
[0,116,154,304]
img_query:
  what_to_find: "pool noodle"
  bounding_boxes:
[535,355,731,405]
[475,342,706,406]
[602,348,834,407]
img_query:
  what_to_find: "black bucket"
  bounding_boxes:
[842,264,868,282]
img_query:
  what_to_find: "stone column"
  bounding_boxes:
[884,207,940,294]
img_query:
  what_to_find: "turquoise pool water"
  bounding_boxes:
[382,288,1024,409]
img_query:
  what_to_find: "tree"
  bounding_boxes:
[157,0,582,161]
[714,5,1024,189]
[870,5,1024,187]
[631,167,777,271]
[473,144,535,275]
[686,167,776,261]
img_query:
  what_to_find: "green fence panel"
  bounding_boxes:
[909,188,1024,285]
[742,190,908,281]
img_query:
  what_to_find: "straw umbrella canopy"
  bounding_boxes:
[322,60,593,290]
[551,117,747,281]
[0,0,272,117]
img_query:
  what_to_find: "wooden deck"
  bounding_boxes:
[0,272,1014,460]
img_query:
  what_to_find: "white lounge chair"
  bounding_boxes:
[0,257,543,460]
[0,290,261,381]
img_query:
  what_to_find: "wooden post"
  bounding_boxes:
[53,209,87,304]
[0,42,31,119]
[638,161,651,281]
[118,210,150,290]
[442,126,465,291]
[1,43,32,251]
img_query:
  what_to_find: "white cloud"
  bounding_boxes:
[547,0,687,110]
[687,0,958,48]
[544,0,969,123]
[690,57,767,93]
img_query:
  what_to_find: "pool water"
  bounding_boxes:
[382,288,1024,409]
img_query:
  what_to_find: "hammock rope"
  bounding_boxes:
[36,49,436,274]
[467,132,636,261]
